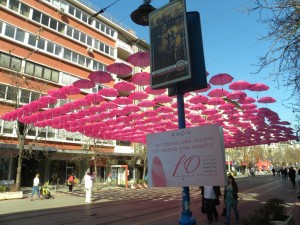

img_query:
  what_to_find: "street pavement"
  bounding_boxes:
[0,174,299,225]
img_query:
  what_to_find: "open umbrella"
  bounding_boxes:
[138,99,156,107]
[98,88,119,97]
[127,51,150,67]
[107,62,132,76]
[209,73,233,85]
[128,91,148,100]
[189,95,208,104]
[208,88,229,97]
[73,79,95,89]
[257,96,276,103]
[88,70,113,84]
[229,80,251,90]
[85,93,104,104]
[60,85,81,95]
[113,97,133,105]
[248,83,269,92]
[114,81,136,92]
[144,86,166,95]
[48,90,67,99]
[131,72,150,86]
[226,91,247,100]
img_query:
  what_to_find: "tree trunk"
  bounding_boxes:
[15,135,25,191]
[142,154,147,181]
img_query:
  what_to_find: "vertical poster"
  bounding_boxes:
[147,124,227,187]
[149,0,191,89]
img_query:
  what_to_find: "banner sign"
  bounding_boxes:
[147,124,227,187]
[149,0,191,89]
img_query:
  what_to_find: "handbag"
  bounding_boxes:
[222,207,227,216]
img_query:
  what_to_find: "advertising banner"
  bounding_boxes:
[149,0,191,89]
[147,124,227,187]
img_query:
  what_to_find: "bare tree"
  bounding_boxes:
[248,0,300,117]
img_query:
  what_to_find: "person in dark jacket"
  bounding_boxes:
[224,175,239,225]
[200,186,221,223]
[288,167,296,187]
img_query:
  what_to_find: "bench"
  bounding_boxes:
[0,180,14,192]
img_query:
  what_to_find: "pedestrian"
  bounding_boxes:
[67,173,75,192]
[272,167,276,177]
[288,167,296,187]
[84,171,93,203]
[200,186,221,223]
[30,173,42,201]
[224,175,240,225]
[107,172,112,190]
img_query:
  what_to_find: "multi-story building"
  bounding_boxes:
[0,0,149,186]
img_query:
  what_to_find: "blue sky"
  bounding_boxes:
[89,0,297,129]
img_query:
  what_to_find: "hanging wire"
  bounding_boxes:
[90,0,122,19]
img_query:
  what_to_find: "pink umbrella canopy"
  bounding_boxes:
[206,97,225,105]
[85,93,104,104]
[238,97,256,104]
[226,91,247,100]
[73,79,95,89]
[128,91,148,100]
[113,81,136,92]
[113,97,133,105]
[209,73,233,85]
[88,70,113,84]
[48,90,67,99]
[257,96,276,103]
[106,62,132,76]
[154,95,172,104]
[229,80,251,90]
[98,88,119,97]
[208,88,229,97]
[127,51,150,67]
[39,96,57,105]
[189,95,208,104]
[138,99,156,107]
[248,83,269,92]
[144,86,166,95]
[131,72,150,86]
[60,85,81,95]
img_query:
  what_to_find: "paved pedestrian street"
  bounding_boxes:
[0,175,299,225]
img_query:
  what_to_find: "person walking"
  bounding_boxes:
[288,167,296,187]
[224,175,240,225]
[67,173,75,192]
[84,172,93,203]
[200,186,221,223]
[30,174,42,201]
[107,172,112,190]
[272,167,276,177]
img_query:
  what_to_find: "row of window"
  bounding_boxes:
[1,0,115,57]
[44,0,117,38]
[0,120,116,145]
[0,21,106,72]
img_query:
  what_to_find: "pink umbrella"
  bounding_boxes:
[73,99,91,107]
[127,51,150,67]
[144,86,166,95]
[189,95,208,104]
[154,95,172,104]
[101,101,119,110]
[123,104,140,113]
[88,70,113,84]
[229,80,251,90]
[98,88,119,97]
[48,90,67,99]
[240,103,257,110]
[113,97,133,105]
[206,97,225,105]
[85,93,104,104]
[60,85,81,95]
[202,108,218,115]
[156,106,174,113]
[248,83,269,92]
[113,81,135,92]
[128,91,148,100]
[208,88,229,97]
[238,97,256,104]
[257,96,276,103]
[226,91,247,100]
[218,103,236,110]
[189,103,206,111]
[39,96,57,105]
[209,73,233,85]
[73,79,95,89]
[131,72,150,86]
[138,99,156,107]
[106,62,132,76]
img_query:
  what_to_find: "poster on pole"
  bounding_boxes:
[149,0,191,89]
[147,124,227,187]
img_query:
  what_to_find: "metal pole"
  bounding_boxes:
[177,88,196,225]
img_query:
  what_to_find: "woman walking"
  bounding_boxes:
[224,175,240,225]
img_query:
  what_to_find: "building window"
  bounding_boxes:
[6,86,17,101]
[0,52,21,71]
[8,0,19,12]
[20,3,30,17]
[0,84,6,99]
[20,89,30,104]
[24,61,60,83]
[3,121,14,134]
